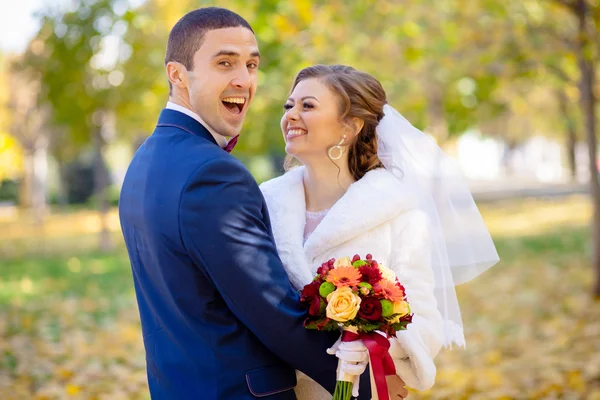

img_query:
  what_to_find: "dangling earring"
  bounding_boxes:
[328,135,346,160]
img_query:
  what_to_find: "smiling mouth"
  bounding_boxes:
[222,97,246,115]
[287,128,307,139]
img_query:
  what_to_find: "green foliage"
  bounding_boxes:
[17,0,124,160]
[0,179,19,203]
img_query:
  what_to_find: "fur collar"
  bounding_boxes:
[261,166,417,288]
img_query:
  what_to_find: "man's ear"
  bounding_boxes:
[166,61,189,90]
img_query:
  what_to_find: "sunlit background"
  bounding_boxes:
[1,0,600,399]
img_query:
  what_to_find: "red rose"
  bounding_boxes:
[358,297,383,321]
[358,265,382,285]
[300,281,321,303]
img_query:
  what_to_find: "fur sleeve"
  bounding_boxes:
[387,209,444,391]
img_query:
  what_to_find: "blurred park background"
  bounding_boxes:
[2,0,600,398]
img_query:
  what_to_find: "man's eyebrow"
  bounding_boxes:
[212,50,261,59]
[212,50,240,58]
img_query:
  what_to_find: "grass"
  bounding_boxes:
[0,195,599,399]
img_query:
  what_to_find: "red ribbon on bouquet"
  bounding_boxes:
[342,330,396,400]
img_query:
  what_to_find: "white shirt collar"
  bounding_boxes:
[165,101,228,148]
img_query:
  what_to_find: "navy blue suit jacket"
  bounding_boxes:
[119,110,371,399]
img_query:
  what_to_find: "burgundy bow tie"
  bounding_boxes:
[224,135,238,153]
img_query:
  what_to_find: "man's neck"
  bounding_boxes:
[168,94,194,112]
[166,97,228,148]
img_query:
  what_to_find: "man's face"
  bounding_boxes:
[183,27,260,138]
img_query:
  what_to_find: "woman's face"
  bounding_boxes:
[281,78,347,164]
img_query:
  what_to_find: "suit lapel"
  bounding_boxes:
[156,109,218,146]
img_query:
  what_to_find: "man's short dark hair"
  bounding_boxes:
[165,7,254,70]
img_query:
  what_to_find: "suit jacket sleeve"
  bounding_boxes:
[178,158,339,393]
[387,208,445,391]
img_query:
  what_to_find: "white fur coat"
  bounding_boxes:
[260,166,444,392]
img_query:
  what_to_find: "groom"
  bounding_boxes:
[119,7,371,399]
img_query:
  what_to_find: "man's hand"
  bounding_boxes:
[386,375,409,399]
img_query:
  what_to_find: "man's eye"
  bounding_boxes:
[247,62,258,69]
[219,61,232,67]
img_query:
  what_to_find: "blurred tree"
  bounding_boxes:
[114,0,172,150]
[563,0,600,298]
[21,0,125,250]
[502,0,600,297]
[113,0,515,176]
[491,0,582,179]
[5,61,50,223]
[0,55,25,185]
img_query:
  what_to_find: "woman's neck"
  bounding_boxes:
[302,158,355,212]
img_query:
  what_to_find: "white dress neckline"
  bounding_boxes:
[303,208,330,244]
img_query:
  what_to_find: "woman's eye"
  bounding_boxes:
[303,103,314,109]
[283,104,293,110]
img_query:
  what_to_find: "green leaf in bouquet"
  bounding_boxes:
[319,299,327,314]
[323,320,340,331]
[353,260,368,268]
[390,321,410,331]
[358,323,381,332]
[305,317,329,330]
[304,320,320,330]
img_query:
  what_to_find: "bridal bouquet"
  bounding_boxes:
[300,254,413,400]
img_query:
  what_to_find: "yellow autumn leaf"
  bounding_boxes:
[566,370,586,392]
[66,384,81,396]
[57,367,74,380]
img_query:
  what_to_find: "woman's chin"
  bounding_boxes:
[284,143,300,157]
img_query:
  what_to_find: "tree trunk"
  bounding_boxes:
[423,61,449,143]
[556,89,578,181]
[425,81,449,143]
[56,161,69,209]
[20,150,34,210]
[19,144,48,225]
[575,0,600,298]
[93,127,112,252]
[31,142,48,225]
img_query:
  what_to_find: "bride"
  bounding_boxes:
[260,64,499,399]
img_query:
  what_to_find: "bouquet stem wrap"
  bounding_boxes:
[342,330,396,400]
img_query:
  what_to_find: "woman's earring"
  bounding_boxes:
[328,135,347,160]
